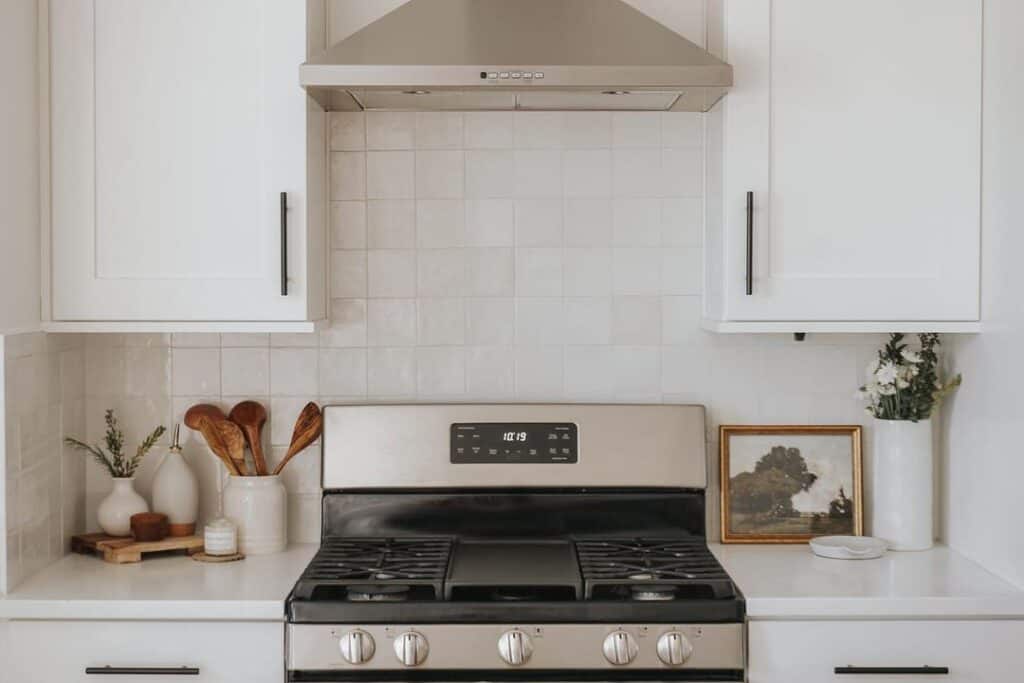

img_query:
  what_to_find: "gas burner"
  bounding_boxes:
[576,538,736,600]
[291,537,452,601]
[630,584,677,601]
[346,584,411,602]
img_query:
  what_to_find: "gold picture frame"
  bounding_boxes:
[720,425,863,544]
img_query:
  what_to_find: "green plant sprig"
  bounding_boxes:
[64,409,166,478]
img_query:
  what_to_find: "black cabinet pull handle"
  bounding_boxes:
[745,190,754,296]
[85,666,200,675]
[280,191,289,296]
[835,666,949,675]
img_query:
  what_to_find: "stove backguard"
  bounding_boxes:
[320,490,707,540]
[321,403,707,490]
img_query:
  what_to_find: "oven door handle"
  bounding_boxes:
[86,666,200,676]
[835,665,950,675]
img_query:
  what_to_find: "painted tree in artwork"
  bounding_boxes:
[828,487,853,519]
[730,446,818,519]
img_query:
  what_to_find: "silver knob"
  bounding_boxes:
[393,631,429,667]
[338,629,375,665]
[498,630,533,666]
[602,630,639,666]
[656,631,694,667]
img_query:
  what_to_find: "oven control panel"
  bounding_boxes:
[450,423,578,464]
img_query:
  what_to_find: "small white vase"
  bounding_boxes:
[152,443,199,536]
[222,475,287,555]
[97,477,149,537]
[871,418,934,550]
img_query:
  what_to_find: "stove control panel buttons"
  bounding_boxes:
[602,631,639,666]
[497,629,533,666]
[338,629,375,665]
[656,631,694,667]
[393,631,429,667]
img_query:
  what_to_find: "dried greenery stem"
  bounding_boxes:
[858,333,962,422]
[64,409,166,478]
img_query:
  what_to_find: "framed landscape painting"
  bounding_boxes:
[720,425,863,544]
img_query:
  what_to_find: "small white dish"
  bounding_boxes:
[810,535,887,560]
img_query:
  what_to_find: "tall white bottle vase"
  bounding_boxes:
[871,418,934,551]
[152,425,199,536]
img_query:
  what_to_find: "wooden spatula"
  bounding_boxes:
[195,415,241,476]
[214,419,249,476]
[228,401,268,476]
[271,403,323,476]
[184,403,227,431]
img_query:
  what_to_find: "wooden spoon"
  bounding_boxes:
[214,419,250,476]
[195,415,241,476]
[271,403,323,476]
[184,403,227,431]
[228,401,268,476]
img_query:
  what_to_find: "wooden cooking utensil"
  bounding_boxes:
[228,401,269,476]
[214,419,250,476]
[194,416,241,477]
[184,403,227,431]
[271,403,323,476]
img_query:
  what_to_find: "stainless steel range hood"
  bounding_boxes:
[300,0,732,112]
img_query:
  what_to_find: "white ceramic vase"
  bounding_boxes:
[152,444,199,536]
[871,418,934,550]
[97,477,149,537]
[222,475,287,555]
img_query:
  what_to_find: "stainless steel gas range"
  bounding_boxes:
[286,404,745,682]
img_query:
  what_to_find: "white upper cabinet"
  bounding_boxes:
[704,0,982,332]
[47,0,326,331]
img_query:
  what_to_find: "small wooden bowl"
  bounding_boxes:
[130,512,169,542]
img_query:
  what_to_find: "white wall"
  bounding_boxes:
[0,0,41,334]
[941,0,1024,588]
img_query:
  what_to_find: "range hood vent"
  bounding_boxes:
[301,0,732,112]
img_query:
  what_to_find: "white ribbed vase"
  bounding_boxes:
[222,475,287,555]
[871,418,934,551]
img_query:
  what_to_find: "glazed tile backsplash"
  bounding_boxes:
[3,332,86,591]
[5,112,884,578]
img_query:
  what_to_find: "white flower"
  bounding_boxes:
[901,349,922,363]
[878,383,897,396]
[875,362,900,385]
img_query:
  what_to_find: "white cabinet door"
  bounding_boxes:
[50,0,322,324]
[7,620,283,682]
[715,0,981,325]
[749,620,1024,682]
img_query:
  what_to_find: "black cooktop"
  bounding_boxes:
[287,490,744,624]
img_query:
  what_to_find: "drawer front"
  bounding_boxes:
[750,620,1023,682]
[7,620,283,682]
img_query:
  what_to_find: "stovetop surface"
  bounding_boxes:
[287,490,744,624]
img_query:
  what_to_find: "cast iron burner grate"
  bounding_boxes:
[292,537,452,601]
[575,538,736,601]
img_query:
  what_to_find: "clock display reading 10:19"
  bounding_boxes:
[502,431,528,442]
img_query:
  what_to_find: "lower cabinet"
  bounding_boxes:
[750,620,1023,682]
[6,620,283,682]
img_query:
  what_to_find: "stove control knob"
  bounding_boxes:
[338,629,375,665]
[393,631,429,667]
[498,630,533,666]
[602,631,639,666]
[656,631,694,667]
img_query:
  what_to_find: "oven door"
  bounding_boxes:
[287,673,744,683]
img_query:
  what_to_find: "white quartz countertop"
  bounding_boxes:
[0,544,318,621]
[3,542,1022,622]
[710,543,1024,619]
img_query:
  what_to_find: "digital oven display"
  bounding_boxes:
[450,423,578,464]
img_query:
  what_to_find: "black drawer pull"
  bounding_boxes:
[835,665,949,675]
[85,666,200,676]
